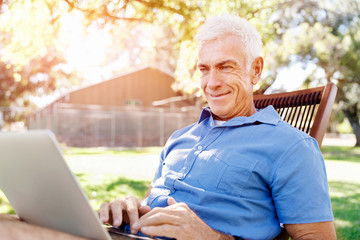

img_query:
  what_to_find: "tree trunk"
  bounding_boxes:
[342,106,360,147]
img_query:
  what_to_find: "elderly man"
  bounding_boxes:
[0,15,335,240]
[99,15,336,240]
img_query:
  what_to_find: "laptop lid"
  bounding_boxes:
[0,130,112,239]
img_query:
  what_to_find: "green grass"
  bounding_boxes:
[321,146,360,163]
[329,181,360,239]
[0,173,150,214]
[0,190,15,215]
[62,146,162,157]
[76,173,150,211]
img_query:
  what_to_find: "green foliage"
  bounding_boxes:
[0,0,289,108]
[337,119,354,134]
[0,0,74,115]
[64,0,288,95]
[270,0,360,145]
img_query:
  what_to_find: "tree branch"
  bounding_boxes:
[63,0,152,23]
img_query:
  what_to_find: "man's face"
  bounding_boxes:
[198,35,259,121]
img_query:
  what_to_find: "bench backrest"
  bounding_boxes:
[253,82,337,147]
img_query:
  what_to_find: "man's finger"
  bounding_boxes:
[140,224,178,239]
[167,197,177,206]
[139,205,151,217]
[110,199,125,227]
[124,197,141,227]
[99,202,110,223]
[137,208,183,228]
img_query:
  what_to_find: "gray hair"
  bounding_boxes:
[195,15,263,69]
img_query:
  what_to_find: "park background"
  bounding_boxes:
[0,0,359,239]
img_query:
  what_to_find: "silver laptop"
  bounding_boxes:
[0,130,152,240]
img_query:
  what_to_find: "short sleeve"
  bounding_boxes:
[271,138,334,224]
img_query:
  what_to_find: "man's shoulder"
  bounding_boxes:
[267,120,319,151]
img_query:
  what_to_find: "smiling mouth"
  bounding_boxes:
[209,92,230,98]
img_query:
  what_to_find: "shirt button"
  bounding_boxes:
[197,145,202,150]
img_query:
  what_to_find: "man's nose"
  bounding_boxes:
[207,69,222,89]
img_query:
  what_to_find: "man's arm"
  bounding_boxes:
[284,221,336,240]
[0,214,87,240]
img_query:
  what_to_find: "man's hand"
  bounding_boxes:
[99,196,151,232]
[131,197,234,240]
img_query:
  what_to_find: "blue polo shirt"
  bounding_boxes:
[145,106,333,239]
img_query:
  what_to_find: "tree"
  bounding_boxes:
[0,0,71,115]
[57,0,292,94]
[269,0,360,146]
[0,0,287,106]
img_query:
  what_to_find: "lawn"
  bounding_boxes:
[0,145,359,239]
[322,145,360,163]
[329,181,360,239]
[62,146,162,157]
[322,146,360,239]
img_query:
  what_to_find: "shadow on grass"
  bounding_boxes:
[329,181,360,240]
[75,173,151,211]
[322,146,360,163]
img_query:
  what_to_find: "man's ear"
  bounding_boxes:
[250,56,264,85]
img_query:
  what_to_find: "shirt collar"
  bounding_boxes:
[198,105,281,127]
[198,107,212,123]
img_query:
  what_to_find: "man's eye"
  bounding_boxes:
[199,68,209,74]
[220,66,233,72]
